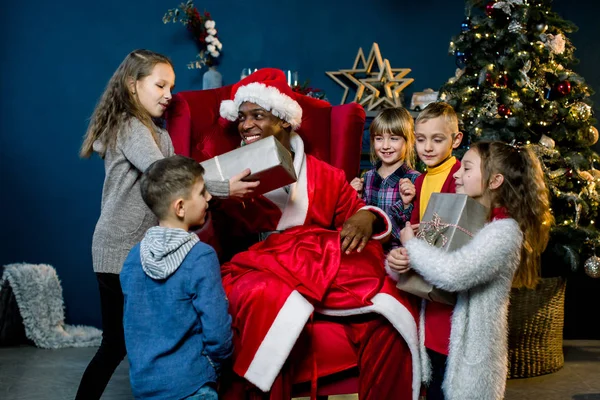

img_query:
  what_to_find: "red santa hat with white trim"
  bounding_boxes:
[219,68,303,129]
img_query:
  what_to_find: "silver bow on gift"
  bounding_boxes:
[416,212,474,247]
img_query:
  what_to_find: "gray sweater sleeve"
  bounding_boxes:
[205,180,230,198]
[118,118,166,172]
[404,219,523,292]
[119,118,229,196]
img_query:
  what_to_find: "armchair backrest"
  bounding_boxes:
[165,85,365,182]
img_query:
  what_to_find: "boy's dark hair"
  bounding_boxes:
[141,155,205,220]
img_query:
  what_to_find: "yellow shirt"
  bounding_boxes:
[420,156,457,220]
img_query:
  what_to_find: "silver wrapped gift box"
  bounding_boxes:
[417,193,489,251]
[200,136,297,196]
[396,193,489,305]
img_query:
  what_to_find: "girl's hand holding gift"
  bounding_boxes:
[386,247,411,274]
[400,222,415,245]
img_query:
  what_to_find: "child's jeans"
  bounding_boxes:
[185,384,218,400]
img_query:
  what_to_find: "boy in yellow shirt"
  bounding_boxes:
[387,101,463,400]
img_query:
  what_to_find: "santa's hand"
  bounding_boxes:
[350,177,364,195]
[386,247,411,274]
[341,210,375,254]
[229,169,260,198]
[400,222,415,245]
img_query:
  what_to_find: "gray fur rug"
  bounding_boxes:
[1,263,102,349]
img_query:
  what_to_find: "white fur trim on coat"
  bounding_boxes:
[243,290,314,392]
[220,82,303,129]
[359,205,392,240]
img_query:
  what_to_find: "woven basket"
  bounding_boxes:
[507,277,566,378]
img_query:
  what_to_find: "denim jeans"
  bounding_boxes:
[185,384,218,400]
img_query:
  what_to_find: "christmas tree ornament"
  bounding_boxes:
[539,134,556,149]
[566,169,574,178]
[584,256,600,278]
[455,51,468,69]
[585,126,599,146]
[578,171,594,182]
[498,104,512,116]
[544,87,553,100]
[548,168,568,179]
[497,75,509,88]
[461,19,471,32]
[555,80,572,96]
[590,169,600,182]
[535,22,548,33]
[485,1,497,16]
[570,102,593,120]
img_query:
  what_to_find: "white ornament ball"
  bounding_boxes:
[584,256,600,278]
[539,134,556,149]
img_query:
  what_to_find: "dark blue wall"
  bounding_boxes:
[1,0,598,327]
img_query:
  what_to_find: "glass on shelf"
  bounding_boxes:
[240,68,258,80]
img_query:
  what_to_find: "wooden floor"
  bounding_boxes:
[0,340,598,399]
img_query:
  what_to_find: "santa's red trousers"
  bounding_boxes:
[220,270,413,400]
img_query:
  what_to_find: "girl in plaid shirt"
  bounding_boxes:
[351,107,420,250]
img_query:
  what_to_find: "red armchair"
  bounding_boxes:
[165,85,365,397]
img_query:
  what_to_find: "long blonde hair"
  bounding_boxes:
[80,49,173,158]
[472,141,554,289]
[369,107,416,168]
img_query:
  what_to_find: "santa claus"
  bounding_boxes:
[215,68,421,399]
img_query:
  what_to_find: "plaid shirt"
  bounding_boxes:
[362,162,421,248]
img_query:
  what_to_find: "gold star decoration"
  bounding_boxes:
[326,43,414,111]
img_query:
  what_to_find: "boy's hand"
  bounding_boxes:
[341,210,375,254]
[350,177,364,195]
[400,222,416,245]
[387,247,411,274]
[229,169,260,198]
[399,178,416,207]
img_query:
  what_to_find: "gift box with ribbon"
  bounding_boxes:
[417,193,488,251]
[200,136,297,196]
[396,193,489,305]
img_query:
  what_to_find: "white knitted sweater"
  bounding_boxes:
[404,218,522,400]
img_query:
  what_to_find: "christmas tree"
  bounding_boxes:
[439,0,600,277]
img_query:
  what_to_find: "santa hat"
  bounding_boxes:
[220,68,302,129]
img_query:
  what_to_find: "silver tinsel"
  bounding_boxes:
[584,256,600,278]
[508,20,523,33]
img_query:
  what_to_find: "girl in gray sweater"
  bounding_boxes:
[76,49,256,400]
[388,141,553,400]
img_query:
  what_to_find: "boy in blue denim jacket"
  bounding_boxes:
[120,155,232,400]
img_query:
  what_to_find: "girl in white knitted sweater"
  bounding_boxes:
[388,141,553,400]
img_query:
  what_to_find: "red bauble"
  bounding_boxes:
[498,104,512,117]
[485,1,496,16]
[497,75,509,88]
[556,80,572,96]
[485,73,494,84]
